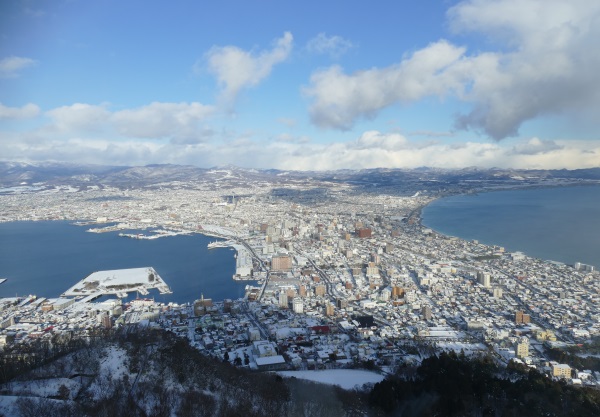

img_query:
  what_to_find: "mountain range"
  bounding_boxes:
[1,161,599,194]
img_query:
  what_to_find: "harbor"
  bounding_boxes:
[207,240,256,280]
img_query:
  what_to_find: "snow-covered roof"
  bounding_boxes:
[255,355,286,366]
[63,267,171,297]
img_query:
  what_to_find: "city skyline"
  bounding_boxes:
[2,0,600,170]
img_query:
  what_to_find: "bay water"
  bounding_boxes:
[422,185,600,268]
[0,221,251,303]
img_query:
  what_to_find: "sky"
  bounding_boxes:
[1,0,600,171]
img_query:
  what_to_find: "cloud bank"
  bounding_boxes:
[305,0,600,140]
[40,102,214,142]
[2,125,598,171]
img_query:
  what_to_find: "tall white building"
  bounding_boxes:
[279,292,289,309]
[516,337,529,358]
[477,271,491,288]
[380,287,391,301]
[292,297,304,314]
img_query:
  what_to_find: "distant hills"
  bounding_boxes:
[1,161,599,194]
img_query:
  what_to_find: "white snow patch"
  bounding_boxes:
[1,378,79,399]
[278,369,385,390]
[87,346,131,400]
[0,395,70,416]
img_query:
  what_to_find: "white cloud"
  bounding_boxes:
[0,56,37,78]
[306,33,354,58]
[448,0,600,139]
[305,0,600,140]
[112,102,214,139]
[4,127,597,171]
[0,102,40,119]
[46,103,111,132]
[305,41,467,130]
[508,137,563,156]
[42,102,214,141]
[0,136,163,166]
[352,130,408,151]
[205,32,293,105]
[257,133,599,171]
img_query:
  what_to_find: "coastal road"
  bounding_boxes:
[234,238,271,301]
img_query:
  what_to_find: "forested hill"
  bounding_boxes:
[2,330,600,416]
[370,352,600,417]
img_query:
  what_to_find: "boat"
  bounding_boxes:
[207,241,229,249]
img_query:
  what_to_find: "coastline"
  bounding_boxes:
[418,184,600,268]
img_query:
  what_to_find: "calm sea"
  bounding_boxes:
[0,221,252,303]
[422,185,600,268]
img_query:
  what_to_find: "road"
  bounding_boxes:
[306,257,340,301]
[234,238,271,302]
[240,301,270,340]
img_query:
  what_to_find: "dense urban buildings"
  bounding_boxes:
[0,166,599,388]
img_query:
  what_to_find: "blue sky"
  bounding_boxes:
[1,0,599,170]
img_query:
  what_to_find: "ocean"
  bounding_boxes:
[0,221,252,303]
[422,185,600,268]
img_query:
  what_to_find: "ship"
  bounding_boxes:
[207,241,229,249]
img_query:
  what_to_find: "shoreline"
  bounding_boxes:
[418,184,600,268]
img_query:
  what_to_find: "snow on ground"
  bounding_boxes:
[1,377,80,399]
[199,224,237,237]
[0,395,62,416]
[99,346,130,379]
[435,341,487,355]
[87,346,131,400]
[278,369,385,390]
